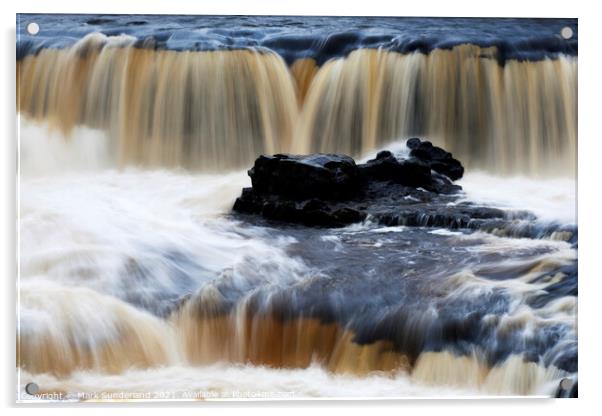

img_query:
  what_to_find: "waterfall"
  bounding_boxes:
[16,16,578,400]
[17,33,576,175]
[295,47,577,175]
[17,34,298,170]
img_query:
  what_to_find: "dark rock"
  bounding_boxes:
[233,190,366,227]
[233,142,543,234]
[358,152,432,188]
[358,149,462,194]
[332,207,365,224]
[430,172,463,194]
[376,150,394,159]
[231,188,260,213]
[407,138,465,180]
[248,153,360,200]
[406,137,422,149]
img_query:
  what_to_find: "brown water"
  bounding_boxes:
[17,32,577,400]
[17,33,576,175]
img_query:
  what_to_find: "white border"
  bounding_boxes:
[3,0,601,414]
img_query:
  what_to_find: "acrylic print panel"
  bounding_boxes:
[16,14,577,401]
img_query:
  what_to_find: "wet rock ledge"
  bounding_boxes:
[233,138,525,230]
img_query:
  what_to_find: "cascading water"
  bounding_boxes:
[17,37,298,170]
[17,17,577,175]
[16,14,577,400]
[293,47,576,175]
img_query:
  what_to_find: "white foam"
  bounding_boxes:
[19,119,113,177]
[19,168,310,303]
[458,172,576,224]
[17,363,481,401]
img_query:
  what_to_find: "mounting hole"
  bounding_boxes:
[26,22,40,36]
[561,26,573,40]
[25,382,39,395]
[560,378,573,390]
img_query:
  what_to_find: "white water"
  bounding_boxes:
[19,118,114,176]
[19,364,480,401]
[18,121,576,400]
[458,173,576,225]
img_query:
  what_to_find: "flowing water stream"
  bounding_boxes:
[16,15,577,400]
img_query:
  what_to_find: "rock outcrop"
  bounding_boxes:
[407,137,465,180]
[233,138,537,231]
[249,153,360,200]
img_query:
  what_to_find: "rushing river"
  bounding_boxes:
[17,15,577,400]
